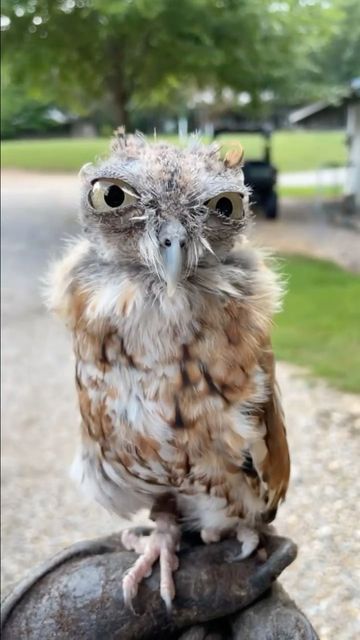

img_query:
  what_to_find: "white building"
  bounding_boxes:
[290,79,360,215]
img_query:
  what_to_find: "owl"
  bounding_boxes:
[46,131,290,609]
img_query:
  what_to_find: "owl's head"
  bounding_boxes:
[79,132,250,296]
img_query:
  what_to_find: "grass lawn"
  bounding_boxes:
[273,255,360,393]
[278,185,342,198]
[1,130,346,174]
[217,130,346,172]
[1,137,110,173]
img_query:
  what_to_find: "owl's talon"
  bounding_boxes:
[257,547,268,562]
[201,527,222,544]
[122,572,139,610]
[235,523,259,559]
[121,517,180,609]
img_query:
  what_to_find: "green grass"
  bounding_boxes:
[278,185,342,198]
[1,130,346,174]
[1,137,110,173]
[217,130,346,172]
[273,255,360,393]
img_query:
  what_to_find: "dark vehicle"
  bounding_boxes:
[214,126,278,219]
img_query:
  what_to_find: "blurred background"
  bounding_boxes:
[1,1,359,638]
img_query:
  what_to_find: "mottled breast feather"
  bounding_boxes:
[46,239,290,529]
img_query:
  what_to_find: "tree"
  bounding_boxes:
[2,0,338,128]
[1,64,63,138]
[316,0,360,90]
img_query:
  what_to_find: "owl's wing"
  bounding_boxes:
[254,343,290,517]
[45,238,91,327]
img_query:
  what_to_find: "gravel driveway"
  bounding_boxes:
[252,199,360,273]
[2,171,360,639]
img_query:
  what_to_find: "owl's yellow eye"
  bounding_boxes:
[89,179,139,211]
[205,192,244,220]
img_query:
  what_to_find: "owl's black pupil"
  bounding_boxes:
[216,197,233,217]
[104,185,125,208]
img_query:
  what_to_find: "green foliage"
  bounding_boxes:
[1,131,346,173]
[1,0,339,125]
[314,0,360,90]
[1,65,59,138]
[273,255,360,393]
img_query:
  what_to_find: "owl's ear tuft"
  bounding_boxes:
[224,144,244,168]
[111,127,146,158]
[78,162,93,181]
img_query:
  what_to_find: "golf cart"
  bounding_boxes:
[214,125,278,219]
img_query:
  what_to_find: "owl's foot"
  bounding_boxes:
[121,516,180,610]
[201,524,259,559]
[200,527,222,544]
[235,523,259,559]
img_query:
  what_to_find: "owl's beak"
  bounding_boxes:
[162,240,184,297]
[159,220,187,297]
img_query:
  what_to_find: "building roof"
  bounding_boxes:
[289,101,330,125]
[289,78,360,125]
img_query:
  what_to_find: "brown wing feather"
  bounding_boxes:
[259,343,290,511]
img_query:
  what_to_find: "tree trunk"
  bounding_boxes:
[105,39,131,130]
[112,81,130,129]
